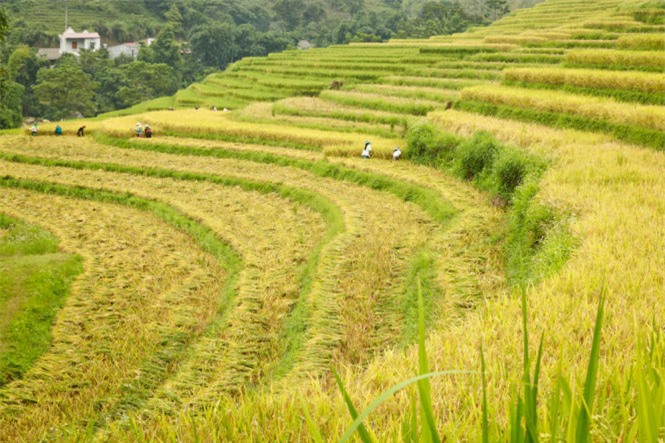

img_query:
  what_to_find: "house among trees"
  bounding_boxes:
[36,48,61,64]
[107,42,141,60]
[59,27,101,55]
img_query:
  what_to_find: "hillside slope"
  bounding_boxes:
[0,0,664,440]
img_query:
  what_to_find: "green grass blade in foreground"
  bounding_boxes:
[634,325,665,443]
[300,395,326,443]
[401,394,419,443]
[526,335,544,443]
[339,282,469,443]
[635,337,658,443]
[417,280,441,443]
[547,362,564,442]
[481,344,489,443]
[337,370,476,443]
[575,292,605,443]
[332,367,376,443]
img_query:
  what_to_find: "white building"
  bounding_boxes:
[59,27,101,55]
[107,42,140,60]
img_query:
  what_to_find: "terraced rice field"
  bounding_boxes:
[1,0,664,440]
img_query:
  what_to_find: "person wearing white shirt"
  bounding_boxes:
[361,141,372,159]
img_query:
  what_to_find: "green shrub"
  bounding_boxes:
[406,122,460,166]
[453,132,499,181]
[492,148,546,199]
[504,180,574,284]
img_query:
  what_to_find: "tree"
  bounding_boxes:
[7,45,48,117]
[189,22,238,70]
[0,66,24,129]
[0,7,7,41]
[33,56,98,120]
[164,3,184,37]
[395,0,474,38]
[116,61,177,107]
[303,2,326,24]
[139,24,182,69]
[486,0,510,21]
[274,0,305,28]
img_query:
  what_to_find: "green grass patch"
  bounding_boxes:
[97,96,176,119]
[0,176,242,426]
[406,126,566,286]
[0,214,83,386]
[399,250,438,346]
[505,181,575,285]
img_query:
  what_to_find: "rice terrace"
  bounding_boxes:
[1,0,664,440]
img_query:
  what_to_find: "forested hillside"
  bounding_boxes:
[0,0,542,46]
[0,0,543,124]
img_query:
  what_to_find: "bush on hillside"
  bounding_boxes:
[406,122,460,166]
[492,148,546,199]
[453,131,499,180]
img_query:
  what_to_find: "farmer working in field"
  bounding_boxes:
[361,140,372,159]
[393,147,402,161]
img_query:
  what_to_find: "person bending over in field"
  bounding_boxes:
[361,140,372,159]
[393,146,402,161]
[55,125,63,136]
[30,123,38,136]
[77,126,86,137]
[136,122,143,138]
[145,125,153,138]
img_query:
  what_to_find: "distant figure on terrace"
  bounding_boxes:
[30,123,38,136]
[211,105,217,111]
[330,80,343,90]
[361,140,372,159]
[145,124,152,138]
[55,125,63,136]
[393,147,402,161]
[77,126,86,137]
[136,122,142,137]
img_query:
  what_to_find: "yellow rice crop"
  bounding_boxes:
[504,67,665,93]
[566,49,665,68]
[0,137,439,373]
[462,84,665,130]
[97,110,358,149]
[616,33,665,50]
[483,35,548,44]
[0,188,225,442]
[237,103,398,139]
[0,159,329,396]
[110,107,665,440]
[146,135,325,161]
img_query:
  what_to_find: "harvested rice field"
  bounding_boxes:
[1,0,664,440]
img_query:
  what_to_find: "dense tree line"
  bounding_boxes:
[0,0,524,127]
